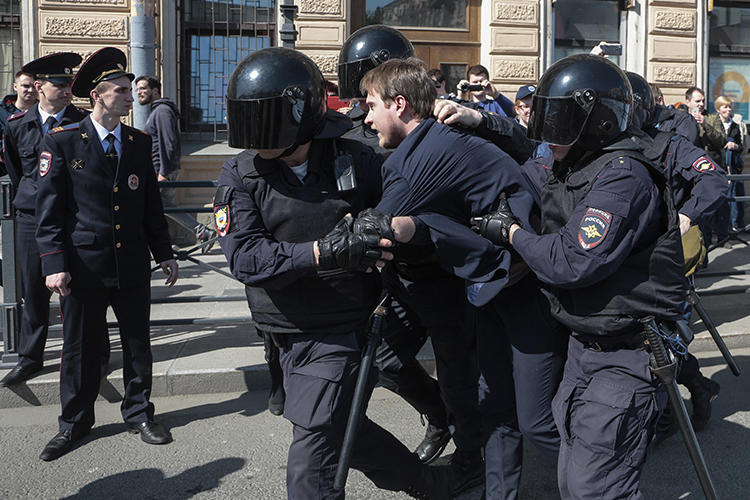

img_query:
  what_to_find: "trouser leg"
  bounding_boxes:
[110,284,155,423]
[15,212,52,368]
[58,287,108,433]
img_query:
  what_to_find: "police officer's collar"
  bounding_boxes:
[314,110,354,139]
[38,105,67,129]
[90,116,122,144]
[601,132,643,152]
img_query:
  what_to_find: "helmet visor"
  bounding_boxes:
[227,95,302,150]
[338,59,377,100]
[527,94,593,146]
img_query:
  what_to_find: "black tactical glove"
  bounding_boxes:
[353,208,396,243]
[470,197,520,247]
[317,214,383,271]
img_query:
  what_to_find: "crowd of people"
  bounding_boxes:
[0,25,743,500]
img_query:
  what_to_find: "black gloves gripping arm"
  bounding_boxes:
[353,208,396,242]
[317,214,385,271]
[470,197,520,247]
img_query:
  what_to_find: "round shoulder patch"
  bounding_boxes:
[578,207,612,250]
[692,156,715,173]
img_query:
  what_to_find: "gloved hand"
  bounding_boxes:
[470,197,520,247]
[317,214,384,271]
[354,208,396,243]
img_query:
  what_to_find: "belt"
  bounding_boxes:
[577,332,645,352]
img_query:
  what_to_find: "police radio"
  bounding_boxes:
[333,142,357,192]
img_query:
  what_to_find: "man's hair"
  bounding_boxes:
[685,86,704,100]
[466,64,489,80]
[427,68,444,85]
[14,70,33,80]
[714,95,732,110]
[359,57,437,120]
[649,82,663,103]
[135,75,161,92]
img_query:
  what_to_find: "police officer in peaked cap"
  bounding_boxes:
[35,47,178,461]
[0,52,89,388]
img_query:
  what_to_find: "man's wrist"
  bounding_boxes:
[508,224,521,246]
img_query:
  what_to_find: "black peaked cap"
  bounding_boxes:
[71,47,135,98]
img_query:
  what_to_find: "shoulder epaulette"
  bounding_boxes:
[7,110,27,121]
[50,122,80,134]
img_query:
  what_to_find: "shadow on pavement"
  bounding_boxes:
[59,457,246,499]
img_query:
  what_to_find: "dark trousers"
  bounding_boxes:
[58,283,154,433]
[476,275,567,500]
[16,211,51,368]
[729,180,745,229]
[552,337,665,500]
[279,330,423,499]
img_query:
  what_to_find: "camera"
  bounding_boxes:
[459,82,484,92]
[599,42,622,56]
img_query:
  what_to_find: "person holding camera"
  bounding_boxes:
[456,64,514,118]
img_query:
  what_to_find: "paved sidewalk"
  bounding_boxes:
[2,237,750,408]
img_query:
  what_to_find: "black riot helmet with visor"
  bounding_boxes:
[527,54,633,150]
[625,71,657,131]
[337,25,414,99]
[226,47,326,150]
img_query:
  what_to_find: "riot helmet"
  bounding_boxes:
[226,47,326,150]
[338,25,414,99]
[527,54,632,149]
[626,71,656,131]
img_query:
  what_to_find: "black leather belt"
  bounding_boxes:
[577,333,645,352]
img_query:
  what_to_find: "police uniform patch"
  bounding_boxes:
[214,205,230,237]
[39,151,52,177]
[71,158,84,170]
[578,207,611,250]
[128,174,139,190]
[692,156,715,173]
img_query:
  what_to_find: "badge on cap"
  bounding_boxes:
[578,207,611,250]
[692,156,715,173]
[214,205,230,237]
[39,151,52,177]
[128,174,139,190]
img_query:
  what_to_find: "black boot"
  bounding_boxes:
[653,404,679,445]
[267,345,285,416]
[403,464,454,500]
[414,419,452,464]
[450,449,485,496]
[686,374,720,431]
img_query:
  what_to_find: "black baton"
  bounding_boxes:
[688,286,741,376]
[333,292,391,491]
[642,317,718,500]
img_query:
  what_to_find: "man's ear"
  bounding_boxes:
[393,95,409,117]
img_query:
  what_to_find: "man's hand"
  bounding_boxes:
[691,110,704,124]
[160,258,179,286]
[157,173,168,182]
[726,141,740,151]
[316,214,393,272]
[678,213,692,236]
[353,208,396,242]
[470,198,520,247]
[434,99,482,128]
[46,272,71,296]
[481,79,498,99]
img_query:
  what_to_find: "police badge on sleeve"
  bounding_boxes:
[39,151,52,177]
[214,205,230,237]
[692,156,715,173]
[578,207,611,250]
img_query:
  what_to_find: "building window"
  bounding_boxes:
[364,0,468,29]
[178,0,275,142]
[0,0,21,95]
[708,5,750,118]
[553,0,620,64]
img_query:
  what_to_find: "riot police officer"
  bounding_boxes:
[0,53,88,388]
[35,48,178,461]
[473,55,686,498]
[216,47,451,499]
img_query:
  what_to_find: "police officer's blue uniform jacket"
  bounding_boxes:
[4,103,88,214]
[375,117,538,306]
[216,137,383,335]
[35,115,173,288]
[653,105,701,147]
[514,147,685,336]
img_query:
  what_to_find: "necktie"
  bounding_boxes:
[44,116,57,134]
[105,133,118,170]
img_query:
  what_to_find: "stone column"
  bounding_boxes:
[130,0,156,129]
[294,0,347,81]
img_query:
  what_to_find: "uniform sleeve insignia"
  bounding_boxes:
[214,205,230,237]
[578,207,612,250]
[71,158,85,170]
[692,156,715,173]
[39,151,52,177]
[51,126,64,133]
[128,134,134,142]
[128,174,139,190]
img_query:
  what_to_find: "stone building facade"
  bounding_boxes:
[4,1,749,202]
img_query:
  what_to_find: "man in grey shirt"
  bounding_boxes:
[136,75,214,252]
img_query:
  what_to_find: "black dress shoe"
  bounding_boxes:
[414,422,452,464]
[40,429,88,461]
[0,363,42,387]
[127,421,172,444]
